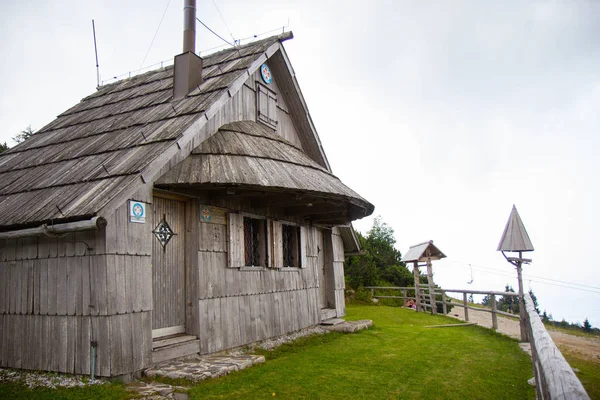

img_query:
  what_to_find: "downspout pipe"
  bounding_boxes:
[0,216,107,239]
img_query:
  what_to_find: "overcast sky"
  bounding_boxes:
[1,1,599,326]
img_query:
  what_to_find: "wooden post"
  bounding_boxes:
[490,294,498,330]
[516,251,529,342]
[402,289,407,304]
[370,287,374,298]
[427,260,436,315]
[413,262,422,312]
[463,293,469,322]
[441,291,447,315]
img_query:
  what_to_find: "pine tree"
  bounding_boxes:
[583,318,592,332]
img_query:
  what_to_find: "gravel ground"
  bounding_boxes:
[447,304,600,363]
[0,367,107,389]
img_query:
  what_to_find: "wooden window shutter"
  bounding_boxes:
[228,212,244,268]
[257,83,277,129]
[270,220,283,269]
[300,225,308,269]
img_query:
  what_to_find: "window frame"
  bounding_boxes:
[228,212,271,270]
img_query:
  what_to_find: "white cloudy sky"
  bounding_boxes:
[1,1,599,326]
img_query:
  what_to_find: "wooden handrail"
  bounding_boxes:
[524,293,589,399]
[365,286,521,329]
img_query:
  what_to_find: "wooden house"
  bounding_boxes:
[0,6,373,379]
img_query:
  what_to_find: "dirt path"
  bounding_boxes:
[447,305,600,363]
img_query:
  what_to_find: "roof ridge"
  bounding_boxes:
[95,31,292,93]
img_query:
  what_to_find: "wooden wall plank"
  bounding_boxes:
[56,259,67,315]
[227,213,243,268]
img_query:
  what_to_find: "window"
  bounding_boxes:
[257,83,278,129]
[243,216,268,267]
[282,224,301,268]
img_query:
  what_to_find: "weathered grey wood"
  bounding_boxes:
[152,339,200,364]
[425,323,477,328]
[227,212,243,268]
[463,293,469,322]
[490,294,498,330]
[516,262,529,342]
[413,262,422,312]
[441,291,447,315]
[152,196,186,330]
[524,293,589,400]
[426,260,436,315]
[0,217,107,240]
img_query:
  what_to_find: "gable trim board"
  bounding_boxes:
[0,32,373,377]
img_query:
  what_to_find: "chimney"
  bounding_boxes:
[173,0,203,100]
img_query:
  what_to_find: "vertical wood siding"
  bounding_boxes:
[332,228,346,317]
[195,202,324,354]
[151,196,186,330]
[0,193,154,377]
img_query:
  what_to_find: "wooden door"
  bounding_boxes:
[152,196,186,336]
[317,229,328,308]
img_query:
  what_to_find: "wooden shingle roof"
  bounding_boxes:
[155,121,373,222]
[402,240,446,263]
[497,205,534,252]
[0,34,301,230]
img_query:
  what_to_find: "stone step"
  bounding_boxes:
[320,308,336,321]
[152,339,200,365]
[321,318,345,326]
[153,334,198,350]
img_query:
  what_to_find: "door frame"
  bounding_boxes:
[151,190,198,338]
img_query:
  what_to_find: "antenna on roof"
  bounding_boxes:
[92,19,101,89]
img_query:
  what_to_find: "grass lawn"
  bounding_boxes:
[190,305,535,399]
[560,349,600,399]
[0,305,537,399]
[0,381,128,400]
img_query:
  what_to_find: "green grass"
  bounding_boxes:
[545,324,600,339]
[190,305,535,399]
[0,381,128,400]
[0,305,537,399]
[560,349,600,399]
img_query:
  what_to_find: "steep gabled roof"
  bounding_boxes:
[0,32,340,230]
[497,205,534,252]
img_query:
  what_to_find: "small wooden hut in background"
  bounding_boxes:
[401,241,446,314]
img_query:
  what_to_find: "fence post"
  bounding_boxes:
[413,262,422,312]
[442,291,447,315]
[370,287,374,298]
[463,293,469,322]
[491,294,498,330]
[427,260,437,315]
[402,289,407,305]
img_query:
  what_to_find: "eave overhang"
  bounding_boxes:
[155,121,374,225]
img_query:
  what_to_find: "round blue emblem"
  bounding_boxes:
[260,64,273,84]
[132,202,144,218]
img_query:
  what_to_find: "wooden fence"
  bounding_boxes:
[364,286,590,399]
[365,286,519,331]
[524,293,590,400]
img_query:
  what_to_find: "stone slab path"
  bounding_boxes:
[144,354,265,382]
